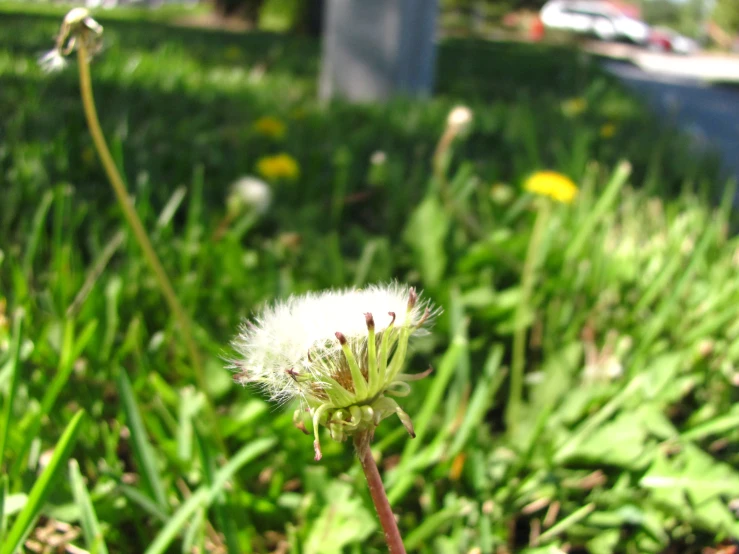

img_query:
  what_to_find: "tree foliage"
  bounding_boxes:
[712,0,739,34]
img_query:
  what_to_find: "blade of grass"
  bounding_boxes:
[22,190,54,280]
[11,319,97,478]
[117,369,168,513]
[448,344,505,457]
[716,177,737,230]
[69,459,109,554]
[352,239,379,287]
[536,503,595,545]
[182,507,204,554]
[0,474,7,544]
[681,405,739,442]
[386,329,467,500]
[403,330,467,460]
[554,375,643,463]
[118,485,169,523]
[404,503,461,550]
[630,223,715,367]
[145,437,276,554]
[566,160,631,260]
[66,230,125,318]
[195,431,240,554]
[1,410,85,554]
[0,314,22,473]
[155,186,187,231]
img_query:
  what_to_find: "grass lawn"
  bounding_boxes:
[1,4,738,553]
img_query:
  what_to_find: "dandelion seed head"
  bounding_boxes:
[447,105,473,132]
[38,49,68,74]
[228,176,272,216]
[38,8,104,73]
[229,282,439,459]
[370,150,387,165]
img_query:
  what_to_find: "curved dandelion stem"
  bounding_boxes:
[75,42,225,450]
[354,431,407,554]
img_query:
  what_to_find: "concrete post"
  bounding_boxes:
[319,0,438,102]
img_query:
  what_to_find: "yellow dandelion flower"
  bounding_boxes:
[561,97,587,117]
[524,171,578,204]
[290,106,308,120]
[253,116,286,140]
[599,122,617,139]
[256,153,300,181]
[224,45,242,61]
[81,145,96,167]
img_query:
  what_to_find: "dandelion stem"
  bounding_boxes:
[506,200,551,434]
[75,43,224,450]
[431,125,484,238]
[354,431,406,554]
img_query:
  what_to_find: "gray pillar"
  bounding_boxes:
[319,0,438,102]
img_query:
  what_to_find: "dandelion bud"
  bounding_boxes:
[368,150,388,188]
[230,283,439,460]
[227,176,272,217]
[370,151,387,166]
[446,105,473,133]
[490,183,514,205]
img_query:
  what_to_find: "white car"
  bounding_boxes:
[540,0,650,44]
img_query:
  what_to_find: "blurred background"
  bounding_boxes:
[1,0,739,553]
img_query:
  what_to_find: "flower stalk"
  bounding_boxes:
[506,171,578,432]
[354,431,406,554]
[431,106,483,238]
[75,41,223,448]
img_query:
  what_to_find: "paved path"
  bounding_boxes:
[603,60,739,189]
[587,41,739,82]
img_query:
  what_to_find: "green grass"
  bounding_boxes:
[1,4,738,553]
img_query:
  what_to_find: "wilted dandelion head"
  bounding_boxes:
[524,171,578,204]
[256,153,300,181]
[253,116,286,140]
[39,8,103,73]
[230,283,439,460]
[227,176,272,216]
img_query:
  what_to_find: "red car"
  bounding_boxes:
[647,28,699,54]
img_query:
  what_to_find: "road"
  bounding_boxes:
[601,60,739,190]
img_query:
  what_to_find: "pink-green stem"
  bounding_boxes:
[354,432,406,554]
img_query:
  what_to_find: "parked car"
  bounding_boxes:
[648,28,699,55]
[540,0,650,44]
